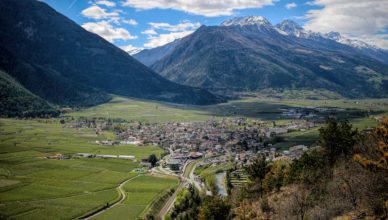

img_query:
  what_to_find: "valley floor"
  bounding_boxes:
[0,96,387,219]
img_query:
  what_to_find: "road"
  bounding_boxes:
[188,162,212,196]
[156,161,195,220]
[81,175,141,220]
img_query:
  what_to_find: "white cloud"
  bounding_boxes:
[303,0,388,49]
[119,44,144,55]
[108,16,121,25]
[142,21,200,48]
[82,20,137,43]
[81,5,118,19]
[144,30,194,48]
[96,0,116,7]
[286,2,297,10]
[349,34,388,50]
[149,22,200,32]
[123,19,138,25]
[122,0,275,17]
[141,28,157,35]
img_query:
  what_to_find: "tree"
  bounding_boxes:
[198,196,230,220]
[148,154,157,167]
[319,118,358,165]
[246,154,270,196]
[290,186,311,220]
[354,116,388,172]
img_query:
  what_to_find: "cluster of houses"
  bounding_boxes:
[166,149,203,171]
[116,118,315,152]
[280,106,345,120]
[67,117,318,172]
[113,117,316,171]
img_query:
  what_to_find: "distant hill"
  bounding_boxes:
[0,0,223,111]
[0,70,59,118]
[147,16,388,99]
[133,39,180,67]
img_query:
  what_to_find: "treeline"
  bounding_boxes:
[165,184,230,220]
[0,70,59,118]
[231,118,388,219]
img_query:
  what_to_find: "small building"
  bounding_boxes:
[76,153,93,158]
[96,155,117,159]
[118,155,135,159]
[189,152,203,159]
[166,158,181,171]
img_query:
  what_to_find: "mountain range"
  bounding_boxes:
[0,0,224,117]
[134,16,388,99]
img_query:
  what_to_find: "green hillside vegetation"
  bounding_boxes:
[0,70,59,118]
[0,47,112,107]
[0,119,163,219]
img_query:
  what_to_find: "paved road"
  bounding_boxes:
[81,175,141,220]
[156,161,195,220]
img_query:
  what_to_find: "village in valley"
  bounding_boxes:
[65,105,347,173]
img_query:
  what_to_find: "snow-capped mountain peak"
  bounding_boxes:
[221,15,271,27]
[323,32,377,50]
[275,20,303,35]
[220,16,381,51]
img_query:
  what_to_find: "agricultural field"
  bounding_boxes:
[92,175,179,220]
[66,96,388,125]
[229,169,248,188]
[0,119,163,219]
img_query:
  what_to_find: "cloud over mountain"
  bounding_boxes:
[304,0,388,49]
[122,0,275,17]
[82,20,137,43]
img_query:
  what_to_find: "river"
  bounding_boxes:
[215,172,227,197]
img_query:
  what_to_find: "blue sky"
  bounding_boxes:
[40,0,388,53]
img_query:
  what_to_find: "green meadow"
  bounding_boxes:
[92,175,179,220]
[0,119,163,219]
[66,96,388,123]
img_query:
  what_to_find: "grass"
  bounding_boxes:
[0,119,163,219]
[65,96,388,123]
[273,128,321,151]
[91,175,179,220]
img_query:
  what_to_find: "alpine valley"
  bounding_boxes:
[0,0,224,117]
[135,16,388,99]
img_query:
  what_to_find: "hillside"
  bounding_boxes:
[133,39,180,67]
[0,0,223,108]
[0,70,59,118]
[229,119,388,219]
[150,16,388,99]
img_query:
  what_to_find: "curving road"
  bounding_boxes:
[81,174,141,220]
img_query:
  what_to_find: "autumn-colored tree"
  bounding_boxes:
[353,116,388,217]
[263,162,286,193]
[354,116,388,172]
